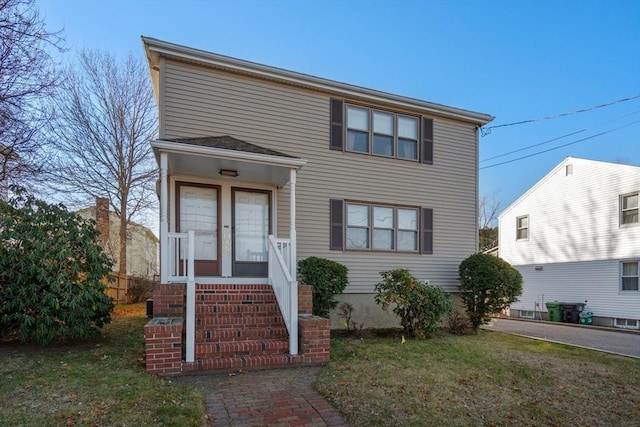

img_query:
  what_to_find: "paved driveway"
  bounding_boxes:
[483,318,640,358]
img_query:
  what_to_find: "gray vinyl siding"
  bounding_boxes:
[161,59,479,293]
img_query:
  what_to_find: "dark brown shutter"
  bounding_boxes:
[330,199,344,250]
[330,98,344,151]
[421,207,433,254]
[421,117,434,164]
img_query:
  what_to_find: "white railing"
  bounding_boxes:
[268,235,298,355]
[166,230,196,363]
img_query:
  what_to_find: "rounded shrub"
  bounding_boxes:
[374,269,453,338]
[0,187,115,344]
[297,256,348,318]
[458,253,523,331]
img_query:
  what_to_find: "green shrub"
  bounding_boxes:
[458,253,523,331]
[0,187,115,344]
[374,269,453,338]
[126,276,155,303]
[297,257,348,318]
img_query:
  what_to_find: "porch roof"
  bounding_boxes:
[151,135,307,187]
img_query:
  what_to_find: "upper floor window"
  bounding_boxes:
[621,261,639,291]
[331,98,433,164]
[621,192,639,225]
[516,215,529,240]
[346,105,419,160]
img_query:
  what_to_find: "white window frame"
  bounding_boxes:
[620,192,639,225]
[345,202,419,253]
[345,105,420,161]
[519,310,535,319]
[614,318,639,329]
[620,260,639,292]
[516,215,529,240]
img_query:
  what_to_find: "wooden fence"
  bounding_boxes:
[104,272,129,304]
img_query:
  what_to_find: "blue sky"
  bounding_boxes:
[38,0,640,215]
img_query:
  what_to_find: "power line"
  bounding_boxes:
[480,94,640,136]
[480,119,640,170]
[481,109,640,163]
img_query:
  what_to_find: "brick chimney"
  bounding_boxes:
[95,197,110,249]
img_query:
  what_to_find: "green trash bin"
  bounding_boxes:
[580,311,594,325]
[545,301,563,322]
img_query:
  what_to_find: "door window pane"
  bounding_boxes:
[235,191,269,262]
[180,186,217,260]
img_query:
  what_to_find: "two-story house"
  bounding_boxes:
[142,37,493,375]
[499,157,640,328]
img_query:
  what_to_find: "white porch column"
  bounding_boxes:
[186,230,196,363]
[159,152,168,284]
[289,168,298,355]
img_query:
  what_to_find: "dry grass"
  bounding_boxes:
[0,304,207,426]
[315,330,640,426]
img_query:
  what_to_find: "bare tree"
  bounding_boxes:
[0,0,64,188]
[479,192,502,252]
[47,50,157,278]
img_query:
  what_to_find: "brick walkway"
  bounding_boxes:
[177,367,349,426]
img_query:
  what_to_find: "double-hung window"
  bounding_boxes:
[621,261,639,291]
[346,203,419,252]
[621,192,639,225]
[345,105,420,161]
[516,215,529,240]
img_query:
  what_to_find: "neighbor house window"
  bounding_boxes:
[621,192,639,225]
[614,318,639,329]
[342,202,422,252]
[621,261,639,291]
[516,215,529,240]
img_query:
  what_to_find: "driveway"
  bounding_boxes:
[483,318,640,358]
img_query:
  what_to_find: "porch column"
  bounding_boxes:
[160,152,168,284]
[289,168,298,355]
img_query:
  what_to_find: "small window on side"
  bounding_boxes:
[516,215,529,240]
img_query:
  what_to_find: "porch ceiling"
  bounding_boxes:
[151,137,306,187]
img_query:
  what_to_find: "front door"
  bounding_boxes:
[232,188,271,277]
[177,182,220,276]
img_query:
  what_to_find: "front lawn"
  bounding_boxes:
[316,331,640,426]
[0,304,207,426]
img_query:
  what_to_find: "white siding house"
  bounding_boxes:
[499,157,640,328]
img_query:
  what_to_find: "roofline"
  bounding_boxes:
[151,139,308,169]
[499,156,640,218]
[142,36,494,126]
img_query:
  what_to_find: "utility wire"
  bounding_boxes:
[480,119,640,170]
[481,109,640,163]
[480,94,640,136]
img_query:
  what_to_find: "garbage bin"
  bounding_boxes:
[580,311,594,325]
[561,303,584,324]
[545,301,563,322]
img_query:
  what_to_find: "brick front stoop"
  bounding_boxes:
[145,283,330,376]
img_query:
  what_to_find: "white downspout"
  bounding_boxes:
[186,230,195,363]
[289,168,298,355]
[159,152,168,284]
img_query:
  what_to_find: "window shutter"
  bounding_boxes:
[421,207,433,254]
[330,99,344,151]
[330,199,344,250]
[421,117,434,164]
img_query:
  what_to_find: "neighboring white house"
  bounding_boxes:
[499,157,640,328]
[77,198,159,280]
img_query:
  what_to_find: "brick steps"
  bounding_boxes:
[195,326,288,341]
[196,338,289,358]
[193,284,291,371]
[183,353,307,374]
